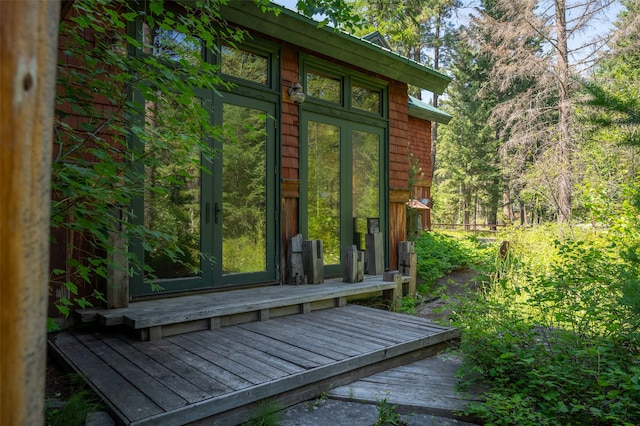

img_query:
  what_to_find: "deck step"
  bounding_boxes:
[78,277,406,341]
[49,304,459,426]
[329,352,486,423]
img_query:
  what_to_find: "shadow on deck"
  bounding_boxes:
[49,279,461,425]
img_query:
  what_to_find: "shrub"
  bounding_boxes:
[452,223,640,425]
[414,232,494,286]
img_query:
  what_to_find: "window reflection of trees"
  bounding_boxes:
[308,122,341,264]
[221,45,268,85]
[142,24,201,65]
[144,95,202,279]
[352,85,380,113]
[222,104,268,273]
[352,131,380,247]
[307,72,341,103]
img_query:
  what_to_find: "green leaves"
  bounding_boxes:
[414,232,492,286]
[295,0,364,32]
[453,224,640,425]
[51,0,246,317]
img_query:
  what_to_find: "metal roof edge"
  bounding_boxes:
[408,96,452,124]
[220,2,451,95]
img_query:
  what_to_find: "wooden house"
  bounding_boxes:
[50,1,451,311]
[45,3,463,424]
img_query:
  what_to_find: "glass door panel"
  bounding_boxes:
[221,103,268,274]
[303,114,385,276]
[135,95,213,296]
[307,121,341,265]
[215,95,276,287]
[352,130,380,249]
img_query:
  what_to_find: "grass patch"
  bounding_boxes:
[414,231,494,293]
[243,400,284,426]
[46,389,103,426]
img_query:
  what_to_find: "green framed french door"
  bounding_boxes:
[300,112,385,277]
[131,93,277,297]
[214,94,277,288]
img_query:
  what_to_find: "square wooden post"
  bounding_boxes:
[343,245,364,283]
[302,239,324,284]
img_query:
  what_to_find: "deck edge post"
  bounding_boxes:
[1,2,59,424]
[208,317,221,330]
[148,326,162,341]
[259,309,270,321]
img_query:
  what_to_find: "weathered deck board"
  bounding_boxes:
[238,321,350,361]
[50,305,460,426]
[176,332,292,380]
[329,353,487,421]
[306,308,422,343]
[300,314,406,347]
[52,332,163,423]
[94,278,400,329]
[75,332,191,412]
[280,315,382,354]
[128,338,235,395]
[168,334,274,384]
[218,329,304,374]
[100,335,210,403]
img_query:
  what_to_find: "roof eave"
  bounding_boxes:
[220,2,451,95]
[408,104,452,125]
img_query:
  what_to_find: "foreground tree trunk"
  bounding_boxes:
[555,0,572,222]
[0,1,59,424]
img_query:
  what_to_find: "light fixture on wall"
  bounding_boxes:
[288,82,306,104]
[109,32,127,57]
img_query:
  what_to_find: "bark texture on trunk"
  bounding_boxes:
[555,0,572,223]
[0,1,59,424]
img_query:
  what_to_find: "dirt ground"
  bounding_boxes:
[415,267,479,323]
[46,353,77,407]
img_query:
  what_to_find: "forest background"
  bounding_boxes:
[286,0,640,424]
[288,0,639,228]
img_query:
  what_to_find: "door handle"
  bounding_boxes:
[214,202,221,224]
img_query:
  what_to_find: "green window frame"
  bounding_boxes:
[299,55,389,277]
[301,54,387,118]
[129,17,282,297]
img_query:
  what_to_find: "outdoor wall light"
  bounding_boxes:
[288,82,306,104]
[109,32,127,57]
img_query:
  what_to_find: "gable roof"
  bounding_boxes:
[408,95,452,124]
[362,31,392,50]
[220,2,451,95]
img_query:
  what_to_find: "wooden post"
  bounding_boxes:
[0,2,60,425]
[398,241,416,296]
[287,234,305,285]
[107,206,129,308]
[343,245,364,283]
[365,232,385,275]
[302,239,324,284]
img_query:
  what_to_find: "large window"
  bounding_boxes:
[300,56,387,276]
[130,23,280,297]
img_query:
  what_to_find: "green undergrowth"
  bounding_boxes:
[414,231,495,291]
[450,222,640,425]
[46,378,104,426]
[243,401,284,426]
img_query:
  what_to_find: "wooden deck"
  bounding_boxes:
[49,304,459,425]
[77,277,408,340]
